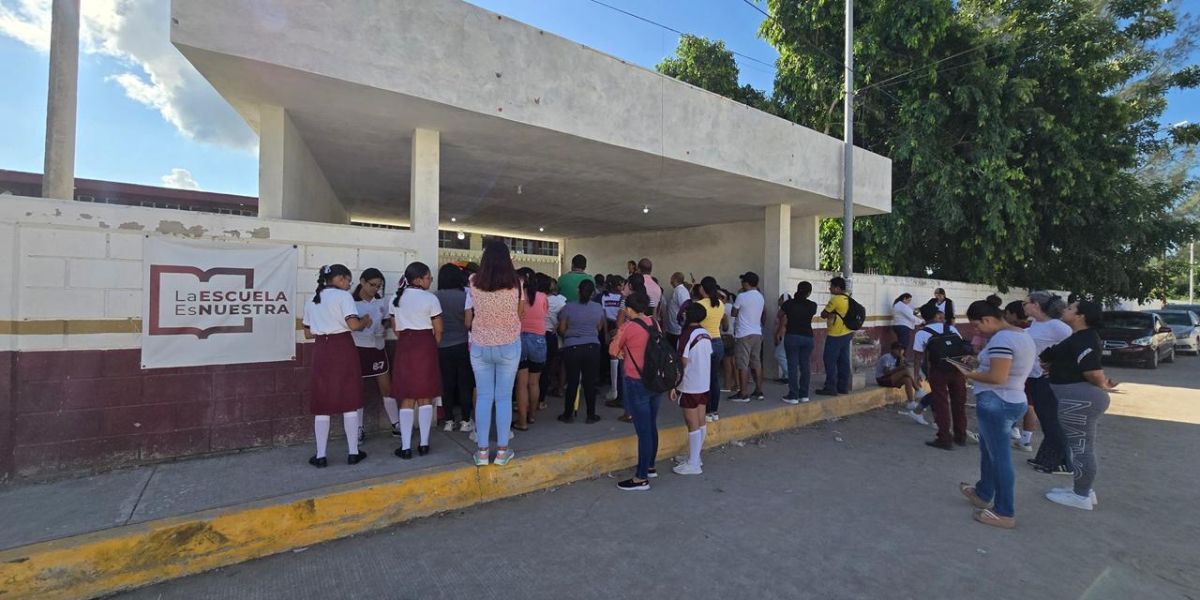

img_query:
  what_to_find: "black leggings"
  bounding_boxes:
[539,331,560,404]
[562,343,601,418]
[1029,377,1071,470]
[438,343,474,422]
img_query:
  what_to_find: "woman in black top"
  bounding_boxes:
[1039,300,1116,511]
[775,281,818,403]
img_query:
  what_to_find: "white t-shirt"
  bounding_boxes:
[678,327,713,394]
[664,284,690,335]
[733,289,765,338]
[874,353,899,379]
[975,329,1036,404]
[1026,318,1072,378]
[892,301,922,329]
[390,288,442,331]
[545,294,567,333]
[352,296,390,349]
[602,292,622,322]
[914,322,961,353]
[302,288,358,335]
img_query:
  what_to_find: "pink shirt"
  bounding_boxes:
[610,316,654,380]
[520,292,549,335]
[470,283,521,347]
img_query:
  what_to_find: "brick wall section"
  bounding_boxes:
[5,342,395,479]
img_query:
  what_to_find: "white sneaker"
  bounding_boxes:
[606,389,618,401]
[799,397,811,403]
[705,413,715,422]
[782,397,800,405]
[672,463,703,475]
[966,430,980,444]
[1051,487,1098,506]
[899,410,929,426]
[443,420,456,432]
[1010,426,1021,440]
[905,401,919,411]
[1045,490,1094,511]
[459,420,474,433]
[1013,441,1034,453]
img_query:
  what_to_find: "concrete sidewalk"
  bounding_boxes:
[0,378,900,599]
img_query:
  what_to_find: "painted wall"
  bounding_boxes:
[258,106,349,225]
[0,196,419,479]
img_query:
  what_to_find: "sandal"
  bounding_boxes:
[973,508,1015,529]
[513,425,530,431]
[959,482,993,509]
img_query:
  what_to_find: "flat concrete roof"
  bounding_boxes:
[171,0,891,237]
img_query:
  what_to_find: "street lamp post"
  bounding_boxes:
[842,0,854,289]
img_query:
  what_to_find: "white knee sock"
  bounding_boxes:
[383,397,399,425]
[418,405,433,446]
[343,411,360,455]
[610,360,619,390]
[688,429,703,468]
[399,408,415,450]
[314,415,331,458]
[356,407,364,430]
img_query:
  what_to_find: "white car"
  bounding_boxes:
[1150,310,1200,355]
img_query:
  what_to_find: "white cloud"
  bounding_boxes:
[0,0,256,151]
[161,167,199,190]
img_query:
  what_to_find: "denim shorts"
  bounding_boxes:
[520,331,547,372]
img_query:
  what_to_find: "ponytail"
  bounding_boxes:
[518,267,537,306]
[701,276,720,308]
[313,270,328,304]
[393,261,431,307]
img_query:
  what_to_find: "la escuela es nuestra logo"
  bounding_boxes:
[148,265,291,339]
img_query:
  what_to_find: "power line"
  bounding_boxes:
[737,0,853,75]
[583,0,778,72]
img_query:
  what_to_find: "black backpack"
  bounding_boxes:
[922,323,972,367]
[628,319,684,394]
[836,294,867,331]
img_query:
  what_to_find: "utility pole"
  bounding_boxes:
[42,0,80,200]
[1190,241,1195,304]
[841,0,854,289]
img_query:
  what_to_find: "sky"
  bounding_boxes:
[0,0,1196,197]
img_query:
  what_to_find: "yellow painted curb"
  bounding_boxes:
[0,387,900,599]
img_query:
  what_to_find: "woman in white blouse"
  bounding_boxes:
[891,293,922,354]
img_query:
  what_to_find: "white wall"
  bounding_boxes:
[0,196,417,352]
[258,106,349,225]
[563,220,764,291]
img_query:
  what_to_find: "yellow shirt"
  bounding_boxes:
[698,299,725,338]
[824,294,852,337]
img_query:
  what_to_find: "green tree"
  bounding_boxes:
[657,34,774,112]
[760,0,1199,300]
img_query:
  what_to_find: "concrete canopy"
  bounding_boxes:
[171,0,891,238]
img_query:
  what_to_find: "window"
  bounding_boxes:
[438,230,470,249]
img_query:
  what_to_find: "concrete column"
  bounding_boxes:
[258,105,348,224]
[257,105,285,219]
[411,128,440,268]
[469,232,483,252]
[42,0,80,201]
[763,204,791,378]
[790,215,820,270]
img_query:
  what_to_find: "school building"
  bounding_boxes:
[0,0,1012,479]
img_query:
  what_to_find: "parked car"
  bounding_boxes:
[1149,309,1200,355]
[1165,303,1200,316]
[1097,311,1176,368]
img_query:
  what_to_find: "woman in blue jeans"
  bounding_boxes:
[950,301,1036,529]
[775,281,817,403]
[609,291,660,491]
[467,240,525,467]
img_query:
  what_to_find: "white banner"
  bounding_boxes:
[141,238,298,369]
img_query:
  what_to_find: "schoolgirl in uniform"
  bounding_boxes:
[390,262,444,459]
[352,268,397,439]
[673,302,712,475]
[302,264,373,467]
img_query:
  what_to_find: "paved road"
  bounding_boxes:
[116,357,1200,600]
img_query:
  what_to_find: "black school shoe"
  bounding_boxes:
[417,445,430,456]
[925,439,954,451]
[348,451,368,465]
[395,448,413,459]
[308,456,328,468]
[815,388,838,396]
[586,414,602,424]
[617,478,650,492]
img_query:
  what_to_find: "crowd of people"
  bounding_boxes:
[302,246,1113,519]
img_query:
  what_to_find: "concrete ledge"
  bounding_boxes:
[0,387,899,600]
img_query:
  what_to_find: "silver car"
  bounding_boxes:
[1150,310,1200,355]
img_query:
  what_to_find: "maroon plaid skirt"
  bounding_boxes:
[392,329,442,400]
[310,332,364,415]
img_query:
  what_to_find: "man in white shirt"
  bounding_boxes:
[730,272,766,402]
[663,272,690,347]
